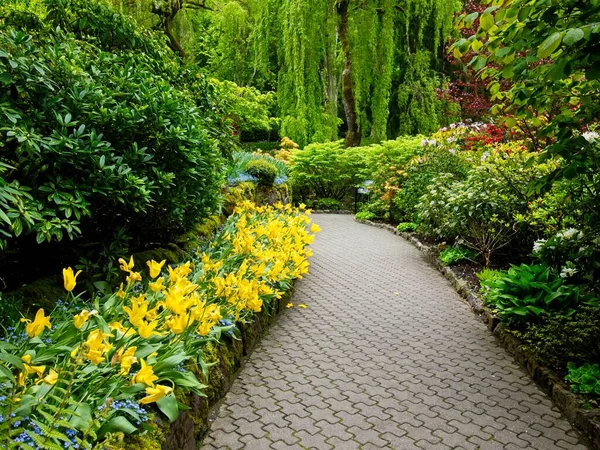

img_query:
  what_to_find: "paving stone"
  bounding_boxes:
[200,215,589,450]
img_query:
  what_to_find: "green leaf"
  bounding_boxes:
[480,12,495,31]
[99,416,138,436]
[157,394,179,422]
[563,28,584,46]
[538,32,563,58]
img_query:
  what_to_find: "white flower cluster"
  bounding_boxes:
[582,131,599,143]
[532,239,547,253]
[421,138,437,147]
[558,228,582,240]
[560,266,577,278]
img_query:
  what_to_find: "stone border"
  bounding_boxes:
[312,210,353,214]
[160,290,294,450]
[355,218,600,450]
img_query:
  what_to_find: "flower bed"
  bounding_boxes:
[0,202,317,449]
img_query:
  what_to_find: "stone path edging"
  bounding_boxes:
[355,217,600,450]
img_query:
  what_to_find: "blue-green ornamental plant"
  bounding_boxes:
[481,263,600,326]
[566,363,600,397]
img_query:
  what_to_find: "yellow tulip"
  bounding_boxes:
[149,277,165,293]
[147,260,166,279]
[140,384,173,404]
[84,330,112,365]
[39,369,58,385]
[63,267,82,292]
[131,359,158,387]
[117,347,137,376]
[73,309,97,329]
[116,283,126,299]
[137,319,160,339]
[118,256,135,273]
[298,304,308,309]
[126,271,142,284]
[25,309,51,338]
[310,223,321,233]
[166,314,189,335]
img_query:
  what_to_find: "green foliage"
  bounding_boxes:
[211,78,278,138]
[395,149,469,223]
[396,222,417,233]
[417,146,557,265]
[481,264,599,327]
[476,268,504,301]
[226,151,288,182]
[355,211,376,221]
[314,198,344,211]
[566,363,600,397]
[519,306,600,373]
[453,0,600,188]
[0,0,224,251]
[532,229,600,293]
[289,141,372,201]
[438,247,475,266]
[244,160,278,187]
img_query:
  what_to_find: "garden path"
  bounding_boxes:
[202,214,588,450]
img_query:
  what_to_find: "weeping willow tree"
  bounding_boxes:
[111,0,460,146]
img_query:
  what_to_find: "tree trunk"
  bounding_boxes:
[165,13,186,59]
[337,0,361,147]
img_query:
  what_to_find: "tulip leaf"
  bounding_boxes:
[99,416,137,436]
[157,393,179,422]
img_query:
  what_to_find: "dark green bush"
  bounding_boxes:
[245,159,278,187]
[520,306,600,373]
[0,0,224,251]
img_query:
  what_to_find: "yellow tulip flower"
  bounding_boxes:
[149,277,165,293]
[73,309,97,329]
[126,271,142,284]
[140,384,173,404]
[63,267,82,292]
[137,319,160,339]
[118,256,135,273]
[166,314,189,335]
[147,260,166,279]
[116,346,137,376]
[131,359,158,387]
[39,369,58,385]
[24,309,51,338]
[310,223,321,233]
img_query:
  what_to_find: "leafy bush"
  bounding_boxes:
[0,0,224,251]
[227,151,288,182]
[314,198,344,211]
[566,363,600,397]
[481,264,599,327]
[417,146,556,265]
[245,159,279,187]
[394,148,470,222]
[439,247,475,266]
[355,211,376,221]
[396,222,417,233]
[520,306,600,373]
[289,141,373,202]
[476,268,504,301]
[533,229,600,294]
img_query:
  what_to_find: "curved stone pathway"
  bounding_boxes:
[202,214,588,450]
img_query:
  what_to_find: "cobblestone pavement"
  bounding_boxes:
[202,214,588,450]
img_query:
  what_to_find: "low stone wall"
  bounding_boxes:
[355,218,600,450]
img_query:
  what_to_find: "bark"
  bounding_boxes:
[337,0,361,147]
[165,13,187,59]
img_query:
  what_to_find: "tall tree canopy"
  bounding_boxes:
[113,0,461,146]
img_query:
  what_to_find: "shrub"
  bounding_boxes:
[533,229,600,294]
[476,268,504,301]
[417,146,556,265]
[394,148,470,222]
[566,363,600,398]
[289,141,373,201]
[396,222,417,233]
[245,159,279,187]
[481,264,599,327]
[0,0,224,251]
[314,198,344,211]
[355,211,376,221]
[439,247,475,266]
[520,306,600,373]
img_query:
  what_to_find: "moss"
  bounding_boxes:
[2,275,65,318]
[94,423,166,450]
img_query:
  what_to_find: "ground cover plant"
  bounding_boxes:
[0,202,318,448]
